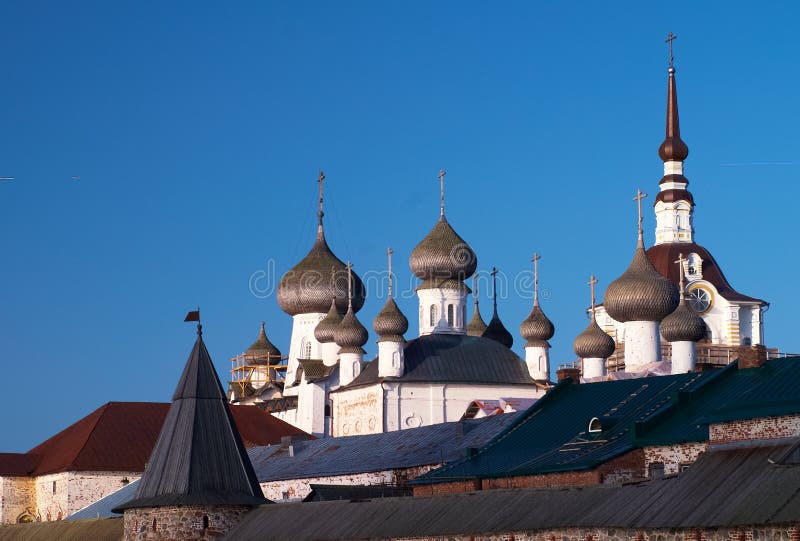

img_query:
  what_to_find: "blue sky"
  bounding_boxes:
[1,1,798,451]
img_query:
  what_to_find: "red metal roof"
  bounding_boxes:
[0,402,307,477]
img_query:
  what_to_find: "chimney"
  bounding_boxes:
[737,345,768,370]
[557,366,581,383]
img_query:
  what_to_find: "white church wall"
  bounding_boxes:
[332,384,383,437]
[283,312,326,397]
[417,288,467,336]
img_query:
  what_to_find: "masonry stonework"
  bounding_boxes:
[710,415,800,444]
[644,443,707,476]
[0,476,36,524]
[123,505,250,541]
[261,465,438,501]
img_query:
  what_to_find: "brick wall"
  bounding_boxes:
[262,465,438,502]
[710,415,800,445]
[412,479,480,497]
[0,476,36,524]
[66,472,140,517]
[123,505,250,541]
[644,443,707,476]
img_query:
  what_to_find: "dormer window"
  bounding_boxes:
[588,417,602,433]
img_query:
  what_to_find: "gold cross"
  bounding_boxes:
[387,247,394,298]
[532,253,541,305]
[317,170,326,225]
[588,275,599,313]
[633,188,648,240]
[674,253,687,299]
[438,169,446,217]
[665,32,678,68]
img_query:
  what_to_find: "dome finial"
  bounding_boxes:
[588,274,598,314]
[633,188,648,247]
[316,170,326,231]
[387,247,394,298]
[473,274,480,308]
[658,35,689,162]
[532,253,541,306]
[491,266,499,314]
[346,261,353,309]
[675,253,687,300]
[666,31,677,69]
[437,169,446,219]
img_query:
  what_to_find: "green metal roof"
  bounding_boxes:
[416,356,800,483]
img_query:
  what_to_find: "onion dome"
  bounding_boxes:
[482,268,513,348]
[661,301,706,343]
[314,298,342,344]
[334,307,369,354]
[373,297,408,342]
[604,237,679,323]
[573,317,616,359]
[658,65,689,162]
[409,216,477,289]
[244,322,281,365]
[520,305,555,348]
[467,306,488,337]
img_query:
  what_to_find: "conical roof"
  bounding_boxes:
[409,216,477,287]
[278,226,366,316]
[373,297,408,343]
[335,307,369,354]
[574,316,616,359]
[661,300,707,343]
[116,326,266,510]
[658,66,689,162]
[520,304,555,347]
[245,322,281,365]
[314,299,343,344]
[604,239,679,323]
[467,305,488,337]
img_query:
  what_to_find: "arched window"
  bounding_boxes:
[429,305,438,326]
[202,516,209,530]
[152,519,157,532]
[300,337,312,359]
[447,304,454,326]
[392,351,399,368]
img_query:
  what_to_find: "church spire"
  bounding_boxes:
[658,33,689,163]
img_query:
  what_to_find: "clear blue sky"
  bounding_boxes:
[1,1,798,451]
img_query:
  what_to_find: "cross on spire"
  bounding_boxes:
[633,188,648,243]
[437,169,446,217]
[665,32,678,69]
[532,253,541,306]
[387,247,394,298]
[674,253,687,300]
[491,266,499,311]
[346,261,353,309]
[588,275,599,314]
[317,170,326,226]
[473,274,480,307]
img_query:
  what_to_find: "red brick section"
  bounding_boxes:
[710,415,800,445]
[8,402,308,476]
[414,450,646,496]
[557,367,581,383]
[736,345,768,369]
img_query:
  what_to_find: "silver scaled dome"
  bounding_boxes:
[278,227,366,316]
[467,307,488,337]
[244,322,282,365]
[314,298,343,344]
[661,301,706,343]
[573,317,616,359]
[520,305,555,348]
[373,297,408,343]
[334,307,369,354]
[603,241,679,323]
[409,216,477,289]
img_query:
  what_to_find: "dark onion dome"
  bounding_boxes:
[314,298,342,344]
[334,306,369,354]
[483,312,513,349]
[467,306,488,337]
[573,317,616,359]
[245,322,282,365]
[661,301,707,343]
[277,226,366,316]
[520,305,555,348]
[373,297,408,342]
[604,240,679,323]
[409,216,477,287]
[658,66,689,162]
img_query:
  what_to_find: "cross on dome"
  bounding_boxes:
[532,253,541,306]
[317,170,326,226]
[437,169,446,217]
[633,188,648,244]
[588,275,599,314]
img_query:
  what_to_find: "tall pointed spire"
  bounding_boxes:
[659,33,689,162]
[116,326,266,511]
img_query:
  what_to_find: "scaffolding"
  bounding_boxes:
[230,352,287,399]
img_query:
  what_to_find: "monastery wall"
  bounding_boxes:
[123,504,249,541]
[261,465,438,502]
[0,476,35,524]
[644,442,708,476]
[33,471,139,521]
[710,414,800,444]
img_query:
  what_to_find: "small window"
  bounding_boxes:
[324,401,331,417]
[52,481,56,494]
[447,304,454,326]
[301,338,312,359]
[429,305,438,326]
[152,519,157,531]
[202,516,209,529]
[282,491,289,500]
[649,462,665,480]
[680,463,691,473]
